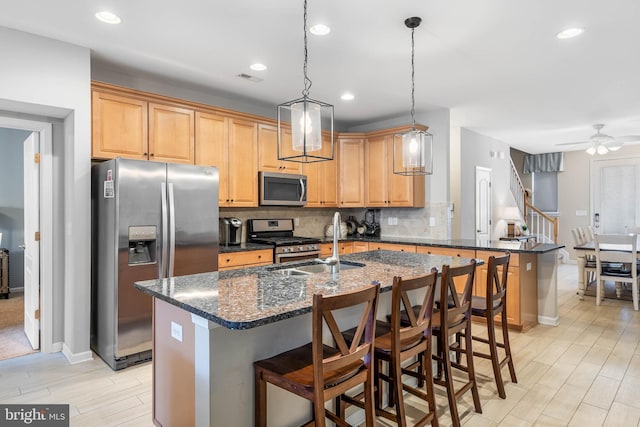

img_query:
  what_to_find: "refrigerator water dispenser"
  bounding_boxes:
[128,226,157,265]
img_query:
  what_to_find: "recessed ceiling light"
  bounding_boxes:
[556,27,584,39]
[95,11,122,24]
[250,63,267,71]
[309,24,331,36]
[341,93,355,101]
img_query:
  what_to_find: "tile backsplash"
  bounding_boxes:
[221,203,451,242]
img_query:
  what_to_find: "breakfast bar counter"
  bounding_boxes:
[134,251,475,427]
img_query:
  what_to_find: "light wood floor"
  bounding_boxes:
[1,263,640,426]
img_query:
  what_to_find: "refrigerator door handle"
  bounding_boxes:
[160,182,168,279]
[168,182,176,277]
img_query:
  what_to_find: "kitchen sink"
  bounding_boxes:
[269,261,365,276]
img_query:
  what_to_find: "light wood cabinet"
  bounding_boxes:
[196,114,258,207]
[338,136,365,207]
[352,241,370,253]
[370,242,417,253]
[149,103,195,164]
[304,134,337,207]
[218,249,273,271]
[257,124,302,174]
[92,90,148,160]
[365,131,424,207]
[92,88,197,163]
[320,242,353,257]
[416,246,475,293]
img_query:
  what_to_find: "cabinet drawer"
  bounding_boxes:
[369,243,416,252]
[416,246,475,259]
[352,242,369,253]
[321,242,353,257]
[218,249,273,269]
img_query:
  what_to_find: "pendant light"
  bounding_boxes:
[393,16,433,176]
[277,0,334,163]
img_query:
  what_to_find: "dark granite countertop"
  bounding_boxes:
[135,250,480,330]
[219,242,272,253]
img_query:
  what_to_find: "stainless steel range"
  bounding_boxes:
[247,219,321,263]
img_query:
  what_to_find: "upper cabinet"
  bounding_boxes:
[364,126,425,208]
[196,112,258,207]
[304,133,338,207]
[92,90,148,160]
[257,124,303,175]
[338,135,366,207]
[149,103,195,164]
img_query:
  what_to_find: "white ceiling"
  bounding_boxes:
[2,0,640,154]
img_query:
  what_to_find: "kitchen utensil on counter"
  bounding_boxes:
[324,221,348,239]
[363,209,381,237]
[220,217,242,246]
[346,216,358,235]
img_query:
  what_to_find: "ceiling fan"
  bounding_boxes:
[556,124,640,155]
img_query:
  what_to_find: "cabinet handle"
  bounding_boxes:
[258,255,262,259]
[150,153,154,157]
[143,152,148,156]
[226,259,230,263]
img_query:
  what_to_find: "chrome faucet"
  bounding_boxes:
[315,212,341,273]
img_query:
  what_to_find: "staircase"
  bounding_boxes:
[509,158,559,244]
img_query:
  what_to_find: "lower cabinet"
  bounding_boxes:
[369,242,417,252]
[352,241,370,253]
[321,242,353,257]
[218,249,273,271]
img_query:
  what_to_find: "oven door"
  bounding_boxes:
[275,250,320,264]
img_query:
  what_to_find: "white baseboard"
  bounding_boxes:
[49,341,63,353]
[538,315,560,327]
[62,343,93,364]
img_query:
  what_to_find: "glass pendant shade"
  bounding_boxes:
[393,128,433,175]
[291,100,321,152]
[277,96,334,163]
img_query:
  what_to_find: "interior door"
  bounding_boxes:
[476,167,492,240]
[592,157,640,233]
[23,132,40,350]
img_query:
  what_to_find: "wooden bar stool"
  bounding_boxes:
[431,260,482,427]
[341,271,439,427]
[253,284,380,427]
[464,253,517,399]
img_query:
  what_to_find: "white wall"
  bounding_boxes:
[458,127,515,240]
[0,27,91,360]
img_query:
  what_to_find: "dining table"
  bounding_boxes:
[573,235,639,299]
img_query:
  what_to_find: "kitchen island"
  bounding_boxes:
[135,250,476,427]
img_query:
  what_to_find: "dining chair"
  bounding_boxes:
[432,260,482,427]
[573,227,597,291]
[341,271,439,427]
[253,284,380,427]
[594,233,639,311]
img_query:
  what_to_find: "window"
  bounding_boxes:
[532,171,558,213]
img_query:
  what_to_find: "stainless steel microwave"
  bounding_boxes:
[259,171,307,206]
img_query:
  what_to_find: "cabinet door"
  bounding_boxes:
[149,103,195,164]
[352,242,369,253]
[258,125,302,174]
[505,267,521,325]
[365,135,388,207]
[320,135,338,207]
[228,119,258,207]
[304,161,322,207]
[388,134,416,206]
[338,138,365,207]
[92,91,148,160]
[195,112,229,206]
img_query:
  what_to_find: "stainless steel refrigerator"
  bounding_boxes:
[91,158,218,370]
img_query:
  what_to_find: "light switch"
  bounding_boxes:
[171,321,183,342]
[526,262,532,271]
[576,210,587,216]
[429,217,436,227]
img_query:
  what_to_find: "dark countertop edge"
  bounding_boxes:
[221,237,564,254]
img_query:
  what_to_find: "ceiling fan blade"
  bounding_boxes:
[616,135,640,143]
[556,140,590,146]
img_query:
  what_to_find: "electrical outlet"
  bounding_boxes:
[171,321,183,342]
[429,217,436,227]
[392,217,398,225]
[388,217,393,225]
[526,262,532,271]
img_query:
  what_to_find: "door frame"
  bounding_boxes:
[475,166,492,240]
[0,116,53,352]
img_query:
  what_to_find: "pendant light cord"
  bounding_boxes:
[410,26,416,130]
[302,0,312,97]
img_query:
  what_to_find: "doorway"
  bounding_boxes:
[476,167,492,240]
[591,157,640,233]
[0,116,53,357]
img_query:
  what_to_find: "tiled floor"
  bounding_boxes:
[1,263,640,426]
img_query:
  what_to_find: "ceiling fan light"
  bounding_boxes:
[586,146,597,156]
[608,142,623,151]
[596,144,609,155]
